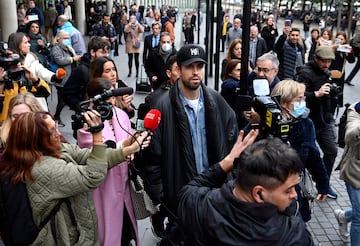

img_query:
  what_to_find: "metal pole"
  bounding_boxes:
[197,0,200,44]
[240,0,251,95]
[204,0,210,85]
[214,0,222,91]
[208,0,214,77]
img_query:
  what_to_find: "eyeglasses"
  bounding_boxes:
[49,122,59,138]
[255,67,274,74]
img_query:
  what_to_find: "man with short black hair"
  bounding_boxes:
[92,14,117,58]
[178,137,314,245]
[274,27,305,80]
[141,44,238,245]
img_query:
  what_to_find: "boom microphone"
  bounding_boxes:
[93,87,134,101]
[56,68,67,79]
[143,109,161,132]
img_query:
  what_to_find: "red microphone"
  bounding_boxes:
[56,68,67,79]
[143,109,161,132]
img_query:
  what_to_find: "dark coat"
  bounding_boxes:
[261,24,278,51]
[62,54,91,112]
[142,82,238,214]
[178,164,315,246]
[294,61,334,128]
[143,34,160,64]
[144,46,177,90]
[274,34,305,80]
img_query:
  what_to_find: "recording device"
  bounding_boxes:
[143,109,161,132]
[329,83,342,97]
[238,79,293,142]
[71,87,134,131]
[0,42,27,85]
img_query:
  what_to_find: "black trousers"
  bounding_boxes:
[345,57,360,84]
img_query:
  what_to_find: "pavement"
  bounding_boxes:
[1,11,359,246]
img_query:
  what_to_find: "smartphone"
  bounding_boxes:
[28,14,39,21]
[285,20,291,27]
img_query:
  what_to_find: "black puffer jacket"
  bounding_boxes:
[178,164,315,246]
[274,34,305,80]
[295,61,334,128]
[142,82,238,214]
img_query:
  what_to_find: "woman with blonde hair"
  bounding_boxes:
[0,93,44,149]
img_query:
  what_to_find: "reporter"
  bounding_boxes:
[77,77,139,245]
[0,111,148,245]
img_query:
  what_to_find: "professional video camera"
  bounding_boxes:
[0,42,26,85]
[238,79,293,142]
[71,87,133,131]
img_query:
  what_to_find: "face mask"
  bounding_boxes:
[291,100,306,118]
[62,39,71,47]
[161,43,172,52]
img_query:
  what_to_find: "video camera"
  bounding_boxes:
[0,42,26,85]
[71,87,133,131]
[238,79,293,142]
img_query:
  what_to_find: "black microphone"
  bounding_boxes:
[93,87,134,101]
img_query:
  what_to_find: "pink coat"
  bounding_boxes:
[77,107,139,245]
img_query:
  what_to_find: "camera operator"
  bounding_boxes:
[295,45,338,199]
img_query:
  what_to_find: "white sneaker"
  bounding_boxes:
[334,209,350,241]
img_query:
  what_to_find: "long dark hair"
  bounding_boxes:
[0,112,60,183]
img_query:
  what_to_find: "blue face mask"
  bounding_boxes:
[291,100,306,117]
[62,39,71,47]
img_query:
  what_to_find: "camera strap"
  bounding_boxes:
[87,123,104,133]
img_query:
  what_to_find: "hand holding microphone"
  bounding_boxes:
[51,68,67,84]
[124,109,161,156]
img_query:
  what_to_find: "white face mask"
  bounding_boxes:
[161,43,172,52]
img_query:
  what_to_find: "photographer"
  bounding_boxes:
[295,45,338,199]
[0,111,150,244]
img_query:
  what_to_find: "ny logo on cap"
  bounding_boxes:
[190,48,200,56]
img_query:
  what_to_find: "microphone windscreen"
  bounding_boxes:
[56,68,67,79]
[110,87,134,97]
[143,109,161,132]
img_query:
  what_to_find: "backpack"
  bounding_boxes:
[0,176,76,245]
[337,103,351,148]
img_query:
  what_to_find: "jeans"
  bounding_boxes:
[346,182,360,245]
[315,119,338,177]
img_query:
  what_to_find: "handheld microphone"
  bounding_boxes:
[143,109,161,132]
[56,68,67,79]
[93,87,134,101]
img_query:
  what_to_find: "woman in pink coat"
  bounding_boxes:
[77,75,138,245]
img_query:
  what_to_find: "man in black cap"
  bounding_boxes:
[295,45,338,199]
[139,44,238,245]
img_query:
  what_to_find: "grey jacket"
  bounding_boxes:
[50,44,75,87]
[28,143,126,245]
[339,103,360,188]
[226,27,242,48]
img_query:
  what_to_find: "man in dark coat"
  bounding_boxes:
[178,137,314,246]
[144,32,177,90]
[141,44,238,245]
[294,45,338,199]
[142,22,161,64]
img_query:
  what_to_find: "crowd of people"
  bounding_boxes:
[1,1,360,245]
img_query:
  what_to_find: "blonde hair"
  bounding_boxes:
[0,93,44,148]
[270,79,305,104]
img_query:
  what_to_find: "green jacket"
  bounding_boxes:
[27,143,125,245]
